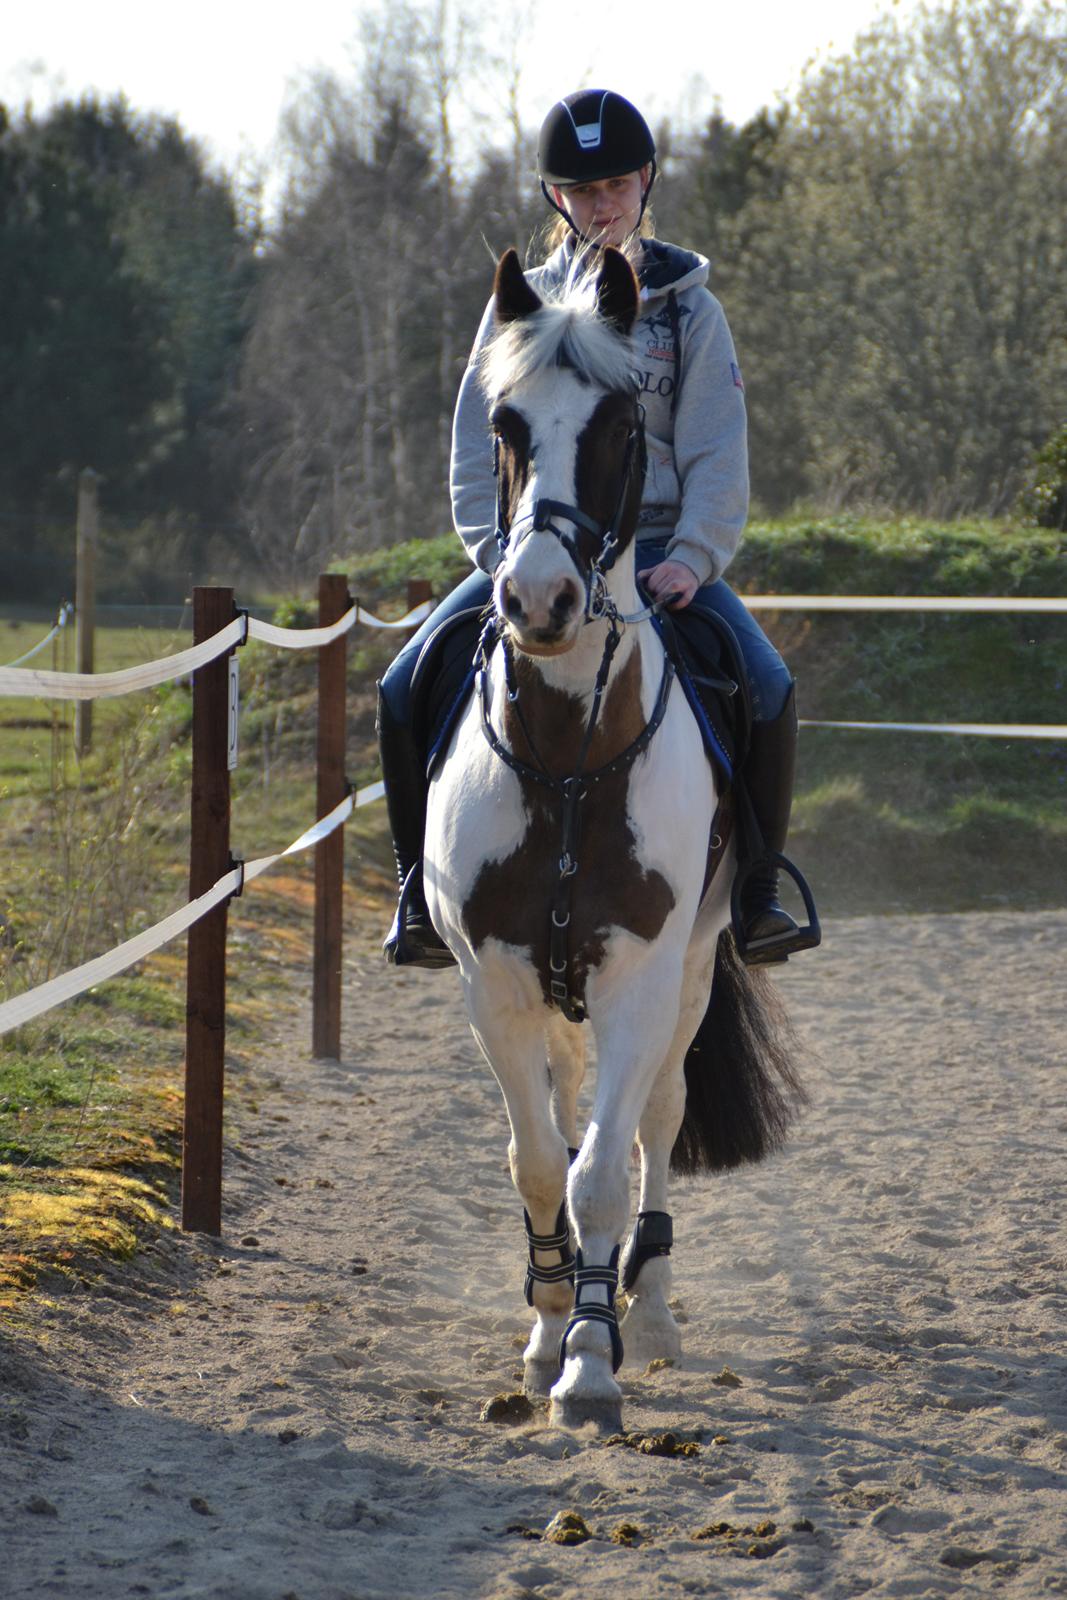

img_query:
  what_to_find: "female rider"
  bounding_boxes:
[378,88,811,969]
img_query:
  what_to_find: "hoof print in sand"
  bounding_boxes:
[543,1510,592,1545]
[480,1391,535,1425]
[939,1545,1012,1570]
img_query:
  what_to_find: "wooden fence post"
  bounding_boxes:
[182,586,235,1235]
[406,577,433,640]
[74,470,98,758]
[312,573,350,1061]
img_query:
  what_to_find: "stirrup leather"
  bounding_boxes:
[559,1246,624,1374]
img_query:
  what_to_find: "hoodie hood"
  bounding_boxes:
[532,236,711,304]
[636,240,710,299]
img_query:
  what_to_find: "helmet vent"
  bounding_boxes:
[565,93,606,151]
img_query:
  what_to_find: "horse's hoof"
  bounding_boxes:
[523,1358,559,1398]
[549,1393,624,1434]
[619,1306,682,1368]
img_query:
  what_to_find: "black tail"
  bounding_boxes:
[671,928,807,1175]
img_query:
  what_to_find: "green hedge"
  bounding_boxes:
[346,519,1066,913]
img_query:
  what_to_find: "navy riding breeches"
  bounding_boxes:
[379,544,792,725]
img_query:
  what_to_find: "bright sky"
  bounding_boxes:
[2,0,914,186]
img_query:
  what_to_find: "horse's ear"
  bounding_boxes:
[595,248,640,335]
[494,248,542,323]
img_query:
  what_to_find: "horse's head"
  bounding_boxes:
[481,247,644,657]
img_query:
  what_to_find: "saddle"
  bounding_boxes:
[410,596,815,954]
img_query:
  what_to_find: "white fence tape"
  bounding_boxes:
[0,617,246,701]
[0,598,433,702]
[801,719,1067,740]
[0,785,393,1038]
[742,595,1067,613]
[247,599,432,650]
[1,603,75,669]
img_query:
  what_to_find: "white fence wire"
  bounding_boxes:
[1,602,75,668]
[0,589,1062,1039]
[0,598,432,701]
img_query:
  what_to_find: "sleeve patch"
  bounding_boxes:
[730,361,745,391]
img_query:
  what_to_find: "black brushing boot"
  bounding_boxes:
[735,683,820,965]
[376,687,456,969]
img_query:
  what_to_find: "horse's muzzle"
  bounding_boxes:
[496,573,584,656]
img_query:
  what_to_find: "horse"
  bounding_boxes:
[423,245,803,1432]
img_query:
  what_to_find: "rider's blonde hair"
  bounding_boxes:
[539,206,656,261]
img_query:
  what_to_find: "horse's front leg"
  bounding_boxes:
[546,1010,585,1152]
[618,942,717,1365]
[552,957,685,1432]
[464,969,575,1398]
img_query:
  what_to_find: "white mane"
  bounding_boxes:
[479,277,637,405]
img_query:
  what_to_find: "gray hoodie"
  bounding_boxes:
[449,236,749,585]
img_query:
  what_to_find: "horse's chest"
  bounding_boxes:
[460,653,677,1007]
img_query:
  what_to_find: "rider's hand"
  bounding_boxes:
[636,558,701,609]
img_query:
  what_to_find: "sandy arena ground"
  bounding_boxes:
[2,909,1065,1599]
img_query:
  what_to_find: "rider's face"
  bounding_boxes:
[551,167,650,246]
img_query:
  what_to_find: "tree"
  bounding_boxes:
[674,0,1067,514]
[237,1,508,579]
[0,102,169,528]
[0,96,255,591]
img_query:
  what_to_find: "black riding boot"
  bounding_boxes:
[376,687,455,969]
[736,683,818,965]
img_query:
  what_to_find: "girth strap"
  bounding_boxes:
[620,1210,674,1293]
[559,1245,624,1374]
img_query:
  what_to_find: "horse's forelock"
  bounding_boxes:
[479,293,637,407]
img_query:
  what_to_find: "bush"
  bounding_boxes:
[1019,424,1067,531]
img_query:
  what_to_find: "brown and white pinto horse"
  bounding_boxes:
[424,247,802,1431]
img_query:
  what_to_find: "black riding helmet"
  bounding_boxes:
[538,89,657,236]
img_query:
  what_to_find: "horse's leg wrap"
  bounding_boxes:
[522,1146,580,1306]
[559,1246,624,1374]
[523,1203,575,1307]
[619,1210,673,1294]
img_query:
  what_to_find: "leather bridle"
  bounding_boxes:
[492,400,646,625]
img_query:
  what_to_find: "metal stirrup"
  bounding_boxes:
[559,1245,624,1374]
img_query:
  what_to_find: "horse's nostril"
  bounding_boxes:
[503,582,524,622]
[551,587,578,625]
